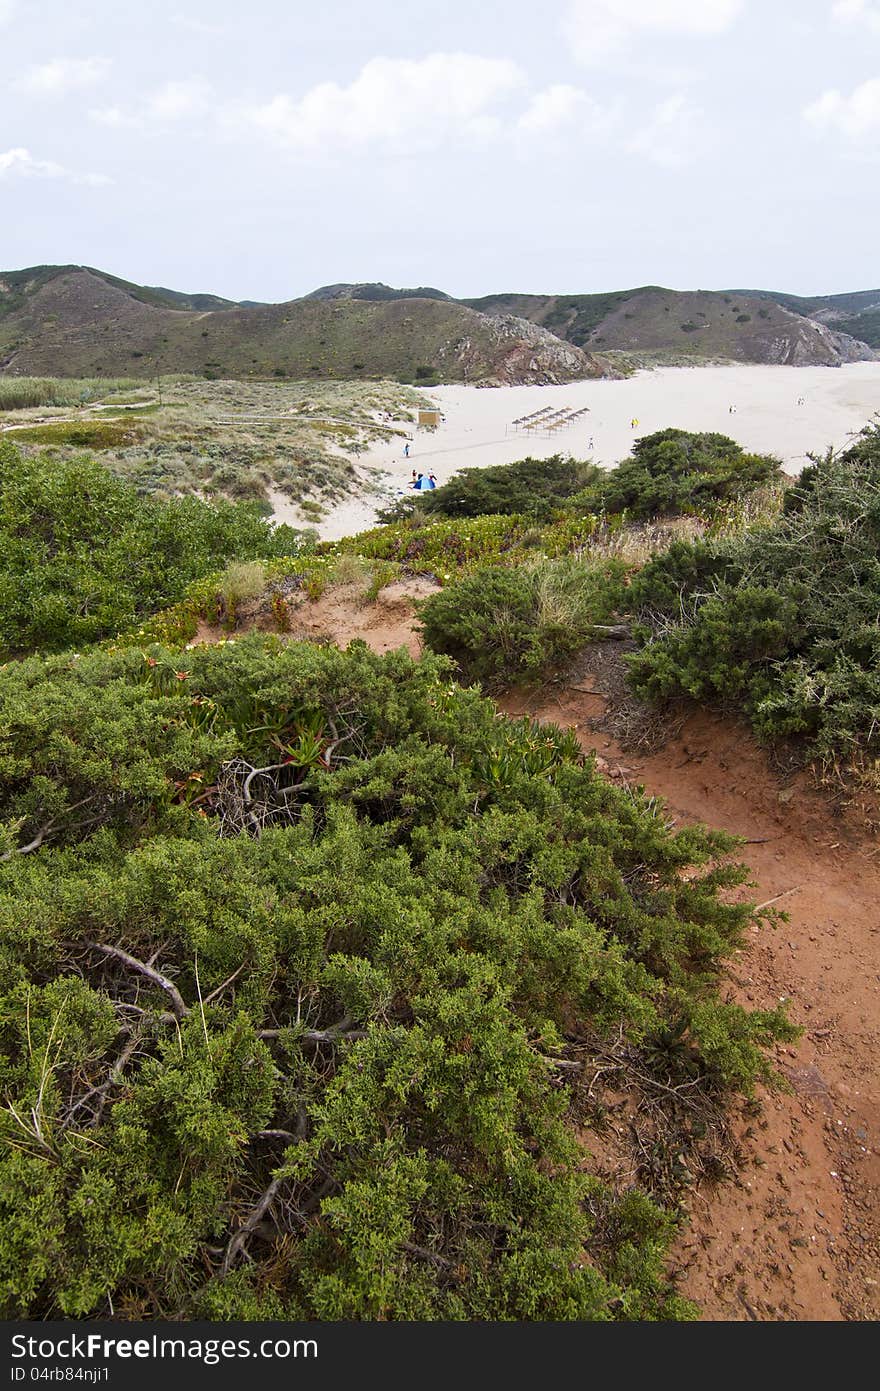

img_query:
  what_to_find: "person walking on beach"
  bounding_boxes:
[404,442,410,458]
[630,418,639,430]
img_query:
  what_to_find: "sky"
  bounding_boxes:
[0,0,878,302]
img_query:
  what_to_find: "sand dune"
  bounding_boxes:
[311,361,880,540]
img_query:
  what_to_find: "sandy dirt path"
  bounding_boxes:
[503,677,880,1322]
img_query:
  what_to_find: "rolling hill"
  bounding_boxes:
[464,286,876,365]
[1,264,876,384]
[0,266,608,385]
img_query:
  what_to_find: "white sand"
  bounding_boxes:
[293,362,880,541]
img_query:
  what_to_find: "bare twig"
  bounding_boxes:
[61,1030,142,1130]
[202,961,247,1007]
[754,886,800,911]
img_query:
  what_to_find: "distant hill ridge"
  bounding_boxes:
[463,286,877,365]
[0,263,875,383]
[306,282,452,303]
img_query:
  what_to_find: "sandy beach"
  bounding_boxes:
[306,361,880,540]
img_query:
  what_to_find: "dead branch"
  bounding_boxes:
[538,1055,583,1072]
[754,886,800,911]
[222,1176,284,1275]
[85,941,189,1021]
[259,1016,367,1045]
[0,825,52,863]
[401,1241,455,1269]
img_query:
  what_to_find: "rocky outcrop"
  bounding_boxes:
[761,307,873,366]
[438,311,613,385]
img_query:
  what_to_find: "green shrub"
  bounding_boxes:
[576,430,781,520]
[419,455,602,520]
[0,442,311,656]
[419,557,626,686]
[0,637,792,1319]
[218,561,268,626]
[625,425,880,768]
[5,420,146,450]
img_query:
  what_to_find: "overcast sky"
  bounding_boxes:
[1,0,878,301]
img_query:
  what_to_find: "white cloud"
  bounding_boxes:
[832,1,880,33]
[0,147,110,185]
[516,83,614,136]
[564,0,744,63]
[147,78,213,121]
[804,78,880,142]
[628,93,709,166]
[90,78,213,129]
[245,53,526,155]
[16,56,110,98]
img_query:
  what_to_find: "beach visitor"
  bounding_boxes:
[404,442,410,458]
[428,473,437,488]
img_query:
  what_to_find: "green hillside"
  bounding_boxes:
[464,285,874,365]
[0,267,602,384]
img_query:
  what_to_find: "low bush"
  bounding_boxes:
[419,557,627,687]
[0,637,792,1319]
[575,429,781,520]
[418,454,602,520]
[5,420,146,450]
[625,425,880,769]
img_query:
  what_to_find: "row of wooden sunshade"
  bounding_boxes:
[509,405,591,433]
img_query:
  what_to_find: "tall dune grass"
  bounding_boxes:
[0,376,145,412]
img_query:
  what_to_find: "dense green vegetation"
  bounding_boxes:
[575,429,781,519]
[7,419,149,450]
[625,425,880,773]
[399,433,778,530]
[0,442,308,657]
[0,636,791,1320]
[416,455,602,520]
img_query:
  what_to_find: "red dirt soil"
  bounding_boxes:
[503,681,880,1322]
[194,584,879,1320]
